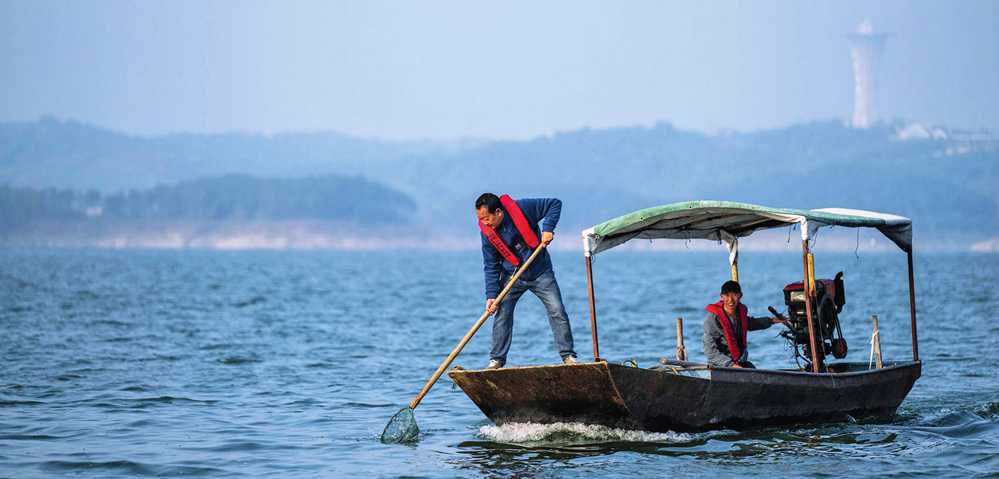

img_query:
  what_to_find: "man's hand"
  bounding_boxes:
[731,363,743,368]
[486,298,498,315]
[541,231,554,246]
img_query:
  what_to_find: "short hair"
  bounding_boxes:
[721,280,742,295]
[475,193,502,213]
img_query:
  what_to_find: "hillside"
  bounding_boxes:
[0,117,456,192]
[0,175,417,247]
[1,117,996,248]
[384,121,998,236]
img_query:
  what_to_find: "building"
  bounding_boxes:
[847,20,888,129]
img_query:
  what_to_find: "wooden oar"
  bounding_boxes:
[407,242,546,410]
[382,242,547,442]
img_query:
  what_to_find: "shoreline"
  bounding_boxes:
[2,230,996,253]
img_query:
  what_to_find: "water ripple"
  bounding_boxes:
[2,250,997,478]
[0,400,45,407]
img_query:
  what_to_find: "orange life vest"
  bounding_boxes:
[478,195,540,267]
[705,301,749,363]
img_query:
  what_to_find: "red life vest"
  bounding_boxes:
[478,195,540,267]
[705,301,749,363]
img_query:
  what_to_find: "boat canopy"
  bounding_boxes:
[581,200,912,260]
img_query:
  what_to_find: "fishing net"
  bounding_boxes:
[381,407,420,443]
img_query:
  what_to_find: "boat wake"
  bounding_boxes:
[478,422,690,444]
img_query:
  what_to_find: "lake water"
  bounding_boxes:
[2,248,998,477]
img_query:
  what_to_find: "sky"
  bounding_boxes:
[1,0,997,140]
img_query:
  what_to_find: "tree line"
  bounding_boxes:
[0,174,415,231]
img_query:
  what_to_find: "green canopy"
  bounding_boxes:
[581,200,912,258]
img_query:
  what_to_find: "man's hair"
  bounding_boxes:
[721,280,742,295]
[475,193,502,213]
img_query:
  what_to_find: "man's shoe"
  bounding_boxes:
[563,356,578,365]
[486,359,503,370]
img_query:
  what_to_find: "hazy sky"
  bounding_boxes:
[2,1,997,140]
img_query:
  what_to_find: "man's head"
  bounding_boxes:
[475,193,505,227]
[720,280,743,309]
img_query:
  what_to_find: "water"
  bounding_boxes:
[2,248,998,477]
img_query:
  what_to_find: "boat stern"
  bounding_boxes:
[447,361,639,429]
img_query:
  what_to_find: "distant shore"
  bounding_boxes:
[2,221,995,252]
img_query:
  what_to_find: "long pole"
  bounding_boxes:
[585,254,600,361]
[407,244,546,410]
[801,240,822,373]
[907,250,919,361]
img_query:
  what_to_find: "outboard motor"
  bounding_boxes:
[779,272,847,364]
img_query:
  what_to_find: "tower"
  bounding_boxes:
[847,19,888,128]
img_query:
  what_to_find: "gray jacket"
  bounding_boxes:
[702,308,774,367]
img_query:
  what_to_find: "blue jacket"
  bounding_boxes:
[481,197,562,299]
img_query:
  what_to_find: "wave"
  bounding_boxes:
[133,395,218,405]
[305,361,334,369]
[82,396,218,410]
[0,399,45,407]
[913,407,999,439]
[90,319,130,327]
[220,356,262,365]
[40,460,154,475]
[232,296,267,308]
[342,401,394,408]
[478,422,691,444]
[0,433,64,441]
[39,460,224,476]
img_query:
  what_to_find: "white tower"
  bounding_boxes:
[847,20,888,128]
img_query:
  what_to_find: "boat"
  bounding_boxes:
[448,200,921,432]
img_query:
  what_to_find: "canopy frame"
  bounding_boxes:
[579,200,918,372]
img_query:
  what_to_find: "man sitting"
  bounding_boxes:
[703,280,783,368]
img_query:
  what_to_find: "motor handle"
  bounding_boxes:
[768,306,788,323]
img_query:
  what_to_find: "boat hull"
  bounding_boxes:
[447,361,920,432]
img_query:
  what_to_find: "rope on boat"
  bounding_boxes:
[662,365,681,374]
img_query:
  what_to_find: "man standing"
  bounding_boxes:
[476,193,577,369]
[703,280,784,368]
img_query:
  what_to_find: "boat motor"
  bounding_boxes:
[777,272,847,364]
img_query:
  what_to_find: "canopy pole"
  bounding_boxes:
[724,234,739,282]
[585,254,601,361]
[907,250,919,361]
[675,317,687,361]
[801,240,822,373]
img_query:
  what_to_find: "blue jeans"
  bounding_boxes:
[490,270,576,365]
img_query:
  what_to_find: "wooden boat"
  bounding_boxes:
[450,361,920,432]
[449,201,922,432]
